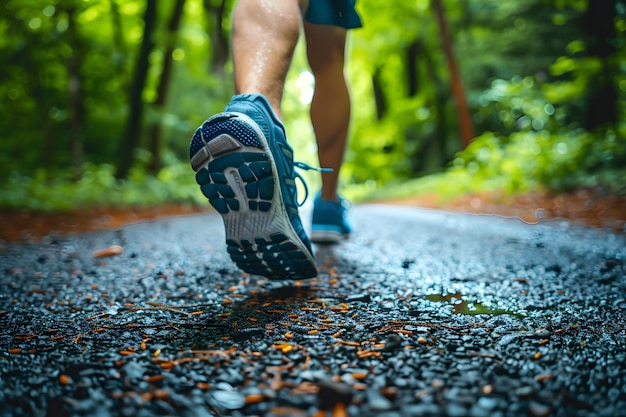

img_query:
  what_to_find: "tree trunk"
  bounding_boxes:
[582,0,617,131]
[203,0,230,77]
[406,40,420,98]
[372,67,387,120]
[432,0,474,148]
[109,0,129,85]
[116,0,158,179]
[148,0,186,174]
[66,6,85,174]
[422,41,448,171]
[35,72,57,172]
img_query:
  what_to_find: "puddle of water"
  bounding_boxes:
[425,292,519,316]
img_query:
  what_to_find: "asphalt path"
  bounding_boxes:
[1,204,625,417]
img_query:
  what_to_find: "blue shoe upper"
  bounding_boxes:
[312,192,352,235]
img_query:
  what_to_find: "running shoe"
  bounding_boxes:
[189,94,317,280]
[311,192,352,243]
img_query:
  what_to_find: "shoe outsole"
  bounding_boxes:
[191,112,317,280]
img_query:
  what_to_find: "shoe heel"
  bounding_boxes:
[192,116,275,216]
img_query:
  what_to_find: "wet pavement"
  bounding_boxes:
[1,204,625,417]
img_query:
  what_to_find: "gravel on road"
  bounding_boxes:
[1,205,625,417]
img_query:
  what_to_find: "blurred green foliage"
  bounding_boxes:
[0,159,201,212]
[0,0,624,212]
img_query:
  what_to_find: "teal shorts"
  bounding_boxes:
[305,0,362,29]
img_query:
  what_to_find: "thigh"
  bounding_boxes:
[303,22,347,72]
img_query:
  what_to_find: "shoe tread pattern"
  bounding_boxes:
[190,113,317,280]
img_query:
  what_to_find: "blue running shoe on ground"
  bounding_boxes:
[189,94,317,280]
[311,192,352,244]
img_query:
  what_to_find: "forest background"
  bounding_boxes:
[0,0,624,214]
